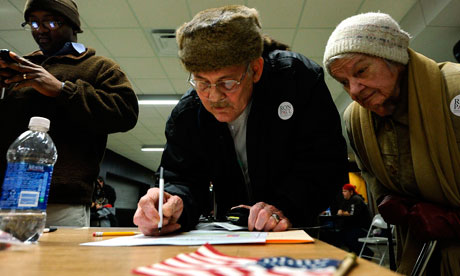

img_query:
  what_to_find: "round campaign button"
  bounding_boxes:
[278,102,294,120]
[450,94,460,117]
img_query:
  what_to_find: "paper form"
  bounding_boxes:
[80,230,267,247]
[80,230,314,247]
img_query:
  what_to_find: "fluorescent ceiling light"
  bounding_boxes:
[141,145,165,152]
[138,95,181,105]
[139,100,179,105]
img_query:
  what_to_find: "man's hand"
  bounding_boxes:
[337,209,350,216]
[239,202,291,232]
[0,51,63,97]
[133,188,183,236]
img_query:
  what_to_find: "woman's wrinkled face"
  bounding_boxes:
[330,54,404,117]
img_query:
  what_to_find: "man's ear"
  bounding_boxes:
[251,57,264,83]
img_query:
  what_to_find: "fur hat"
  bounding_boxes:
[24,0,83,33]
[176,5,263,72]
[323,12,410,69]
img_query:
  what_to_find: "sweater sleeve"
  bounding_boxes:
[159,96,211,231]
[55,57,139,134]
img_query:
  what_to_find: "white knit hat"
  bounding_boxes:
[323,12,410,70]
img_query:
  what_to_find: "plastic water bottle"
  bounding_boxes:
[0,117,57,242]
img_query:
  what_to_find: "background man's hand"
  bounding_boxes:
[1,51,63,97]
[133,187,183,236]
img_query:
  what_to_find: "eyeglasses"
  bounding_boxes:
[21,20,64,31]
[188,64,250,93]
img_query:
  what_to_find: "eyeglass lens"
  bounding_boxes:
[25,20,60,30]
[193,80,239,92]
[190,64,249,93]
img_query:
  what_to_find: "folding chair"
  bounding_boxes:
[358,214,395,267]
[410,240,437,276]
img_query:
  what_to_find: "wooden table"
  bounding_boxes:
[0,227,401,276]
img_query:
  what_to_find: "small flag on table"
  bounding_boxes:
[133,243,342,276]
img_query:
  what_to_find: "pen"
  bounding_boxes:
[210,181,217,221]
[333,253,357,276]
[158,167,164,232]
[1,87,5,99]
[92,231,140,237]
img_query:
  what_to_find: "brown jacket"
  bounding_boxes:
[0,47,138,204]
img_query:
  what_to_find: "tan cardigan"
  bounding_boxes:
[345,49,460,207]
[344,49,460,275]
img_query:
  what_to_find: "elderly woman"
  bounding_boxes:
[323,12,460,275]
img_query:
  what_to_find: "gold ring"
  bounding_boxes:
[23,73,27,80]
[271,213,280,224]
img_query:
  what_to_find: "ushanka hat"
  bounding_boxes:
[323,12,410,69]
[176,5,263,72]
[24,0,83,33]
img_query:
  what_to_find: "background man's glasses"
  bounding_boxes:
[21,20,63,31]
[189,64,250,93]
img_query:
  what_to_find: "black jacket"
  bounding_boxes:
[161,50,348,230]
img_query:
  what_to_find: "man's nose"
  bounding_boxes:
[36,25,50,33]
[207,85,225,102]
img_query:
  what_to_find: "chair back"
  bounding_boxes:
[372,214,388,229]
[359,213,396,268]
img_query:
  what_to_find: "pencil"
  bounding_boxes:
[333,253,357,276]
[92,231,140,237]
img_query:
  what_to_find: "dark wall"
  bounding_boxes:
[99,149,155,186]
[98,149,155,227]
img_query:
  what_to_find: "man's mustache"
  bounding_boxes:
[210,100,230,108]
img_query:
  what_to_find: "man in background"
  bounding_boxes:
[337,184,372,256]
[92,176,116,208]
[91,176,117,227]
[0,0,138,227]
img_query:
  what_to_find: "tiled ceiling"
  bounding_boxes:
[1,0,459,172]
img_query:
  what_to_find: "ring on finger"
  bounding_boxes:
[271,213,280,224]
[23,73,27,80]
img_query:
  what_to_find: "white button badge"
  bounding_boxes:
[278,101,294,120]
[450,94,460,117]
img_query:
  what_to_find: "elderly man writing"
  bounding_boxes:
[134,5,348,235]
[323,12,460,275]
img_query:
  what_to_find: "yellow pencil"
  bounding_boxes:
[92,231,140,237]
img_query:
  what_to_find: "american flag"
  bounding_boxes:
[133,244,340,276]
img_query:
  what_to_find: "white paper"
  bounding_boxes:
[80,230,267,247]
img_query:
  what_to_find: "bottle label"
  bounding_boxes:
[0,162,54,210]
